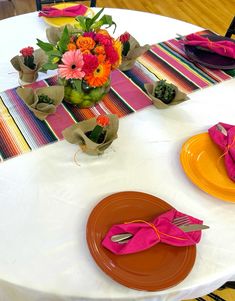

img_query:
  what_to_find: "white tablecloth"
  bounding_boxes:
[0,8,235,301]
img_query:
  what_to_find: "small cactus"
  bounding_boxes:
[38,94,54,104]
[154,80,176,104]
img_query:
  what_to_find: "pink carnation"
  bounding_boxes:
[83,32,96,39]
[105,45,119,65]
[82,54,99,75]
[95,33,112,46]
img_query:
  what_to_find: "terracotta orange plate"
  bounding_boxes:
[180,133,235,202]
[86,191,196,291]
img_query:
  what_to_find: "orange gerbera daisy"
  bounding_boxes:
[85,61,111,87]
[97,54,106,63]
[76,36,95,52]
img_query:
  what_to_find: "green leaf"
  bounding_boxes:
[85,17,94,31]
[79,8,105,32]
[36,39,54,52]
[58,26,70,53]
[75,16,88,31]
[72,79,82,93]
[46,49,62,57]
[90,14,116,32]
[42,62,58,70]
[90,8,104,24]
[39,66,48,73]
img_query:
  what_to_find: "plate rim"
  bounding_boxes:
[180,132,235,202]
[86,191,196,291]
[184,34,235,69]
[41,3,93,27]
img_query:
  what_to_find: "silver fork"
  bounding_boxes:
[111,215,191,243]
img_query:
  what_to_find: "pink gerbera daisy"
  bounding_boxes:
[58,50,85,80]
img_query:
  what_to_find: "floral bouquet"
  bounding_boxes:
[37,8,123,108]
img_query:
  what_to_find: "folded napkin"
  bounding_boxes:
[38,4,87,18]
[184,33,235,59]
[102,209,202,255]
[208,122,235,182]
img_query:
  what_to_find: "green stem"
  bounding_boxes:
[24,55,36,70]
[89,125,103,143]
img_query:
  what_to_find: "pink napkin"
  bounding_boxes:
[184,33,235,59]
[102,209,203,255]
[38,4,88,18]
[208,122,235,182]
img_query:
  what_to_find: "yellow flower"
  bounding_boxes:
[112,39,123,69]
[96,29,110,37]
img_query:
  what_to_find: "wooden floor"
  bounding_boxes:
[0,0,234,35]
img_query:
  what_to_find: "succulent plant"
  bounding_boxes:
[38,94,54,104]
[154,80,176,104]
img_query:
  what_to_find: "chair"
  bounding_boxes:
[225,16,235,38]
[35,0,96,11]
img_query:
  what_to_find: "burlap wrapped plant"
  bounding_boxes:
[145,80,188,109]
[46,24,82,45]
[62,114,119,155]
[11,47,47,84]
[16,86,64,120]
[118,33,150,71]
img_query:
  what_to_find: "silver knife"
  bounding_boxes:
[179,224,209,232]
[216,123,227,136]
[111,224,209,243]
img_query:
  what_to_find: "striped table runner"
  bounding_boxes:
[184,286,235,301]
[0,30,234,161]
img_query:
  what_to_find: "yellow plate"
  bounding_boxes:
[180,133,235,202]
[41,2,94,27]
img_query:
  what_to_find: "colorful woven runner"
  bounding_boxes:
[0,30,234,161]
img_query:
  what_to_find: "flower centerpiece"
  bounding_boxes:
[37,8,123,108]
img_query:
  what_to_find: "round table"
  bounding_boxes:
[0,8,235,301]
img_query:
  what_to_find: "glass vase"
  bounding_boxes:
[60,78,110,108]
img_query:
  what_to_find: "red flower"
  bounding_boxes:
[82,54,99,75]
[96,115,110,127]
[119,32,130,43]
[95,33,112,46]
[105,45,119,65]
[20,46,34,57]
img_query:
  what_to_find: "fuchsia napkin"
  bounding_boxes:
[38,4,88,18]
[102,209,203,255]
[184,33,235,59]
[208,122,235,182]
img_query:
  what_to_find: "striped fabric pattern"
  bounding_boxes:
[0,30,234,161]
[0,69,152,160]
[184,286,235,301]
